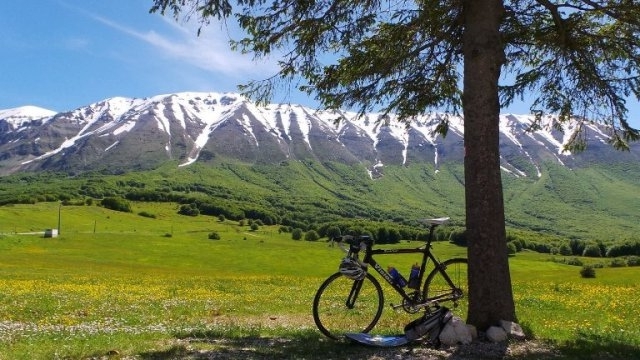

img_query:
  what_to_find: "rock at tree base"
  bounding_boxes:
[486,326,508,342]
[440,316,473,345]
[500,320,526,340]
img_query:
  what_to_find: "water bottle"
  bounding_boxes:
[388,266,407,287]
[408,264,420,289]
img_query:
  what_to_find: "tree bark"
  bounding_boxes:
[462,0,517,329]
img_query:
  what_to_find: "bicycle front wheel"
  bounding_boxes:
[423,258,468,311]
[312,272,384,340]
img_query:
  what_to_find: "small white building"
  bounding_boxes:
[44,229,58,238]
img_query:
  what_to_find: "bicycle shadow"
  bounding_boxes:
[134,328,640,359]
[135,330,381,359]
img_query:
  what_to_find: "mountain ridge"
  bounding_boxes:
[0,91,638,177]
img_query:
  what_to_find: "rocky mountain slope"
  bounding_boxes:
[0,92,638,176]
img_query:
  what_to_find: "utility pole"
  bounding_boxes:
[58,203,62,235]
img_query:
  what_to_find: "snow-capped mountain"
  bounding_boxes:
[0,106,57,128]
[0,92,637,176]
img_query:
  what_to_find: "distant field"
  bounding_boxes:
[0,203,638,359]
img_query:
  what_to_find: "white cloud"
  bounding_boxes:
[90,13,279,79]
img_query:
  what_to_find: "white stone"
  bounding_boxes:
[500,320,526,339]
[486,326,508,342]
[439,316,472,345]
[452,317,473,344]
[466,324,478,340]
[439,322,458,346]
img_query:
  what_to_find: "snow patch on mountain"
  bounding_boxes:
[0,106,57,127]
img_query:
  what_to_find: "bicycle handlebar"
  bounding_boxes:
[331,217,449,255]
[331,235,372,257]
[331,235,372,246]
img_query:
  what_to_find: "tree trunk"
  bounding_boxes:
[462,0,517,329]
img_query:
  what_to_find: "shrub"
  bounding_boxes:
[346,227,365,237]
[250,223,260,231]
[559,243,572,256]
[609,258,627,268]
[565,257,584,266]
[326,225,342,239]
[218,214,226,222]
[605,241,640,257]
[198,201,245,220]
[63,199,86,206]
[178,203,199,216]
[580,265,596,278]
[507,242,517,255]
[101,197,132,213]
[376,227,389,244]
[416,231,430,242]
[534,243,552,254]
[304,230,320,241]
[583,244,602,258]
[511,239,523,252]
[292,228,303,240]
[569,239,585,256]
[388,228,401,243]
[138,211,156,219]
[449,229,467,246]
[208,232,221,240]
[627,256,640,267]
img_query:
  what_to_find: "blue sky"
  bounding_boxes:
[1,0,639,128]
[0,0,284,112]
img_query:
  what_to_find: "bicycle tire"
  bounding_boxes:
[312,272,384,340]
[423,258,468,310]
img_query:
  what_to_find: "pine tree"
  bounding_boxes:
[151,0,640,329]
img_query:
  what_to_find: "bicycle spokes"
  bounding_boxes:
[313,273,384,340]
[423,258,468,316]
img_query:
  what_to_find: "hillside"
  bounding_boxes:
[1,92,639,245]
[1,159,639,246]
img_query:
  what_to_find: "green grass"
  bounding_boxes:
[0,203,639,359]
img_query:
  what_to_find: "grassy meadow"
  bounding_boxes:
[0,202,639,359]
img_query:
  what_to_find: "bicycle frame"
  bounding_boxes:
[343,218,461,308]
[366,242,464,309]
[364,245,438,303]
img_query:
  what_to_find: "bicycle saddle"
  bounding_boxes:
[421,217,450,226]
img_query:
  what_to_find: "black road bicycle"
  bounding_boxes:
[312,217,468,340]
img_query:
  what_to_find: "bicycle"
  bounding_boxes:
[312,217,468,340]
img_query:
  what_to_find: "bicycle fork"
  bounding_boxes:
[345,279,365,309]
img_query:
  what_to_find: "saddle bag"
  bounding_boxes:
[404,306,453,345]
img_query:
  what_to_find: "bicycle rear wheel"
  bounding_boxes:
[423,258,468,311]
[312,272,384,340]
